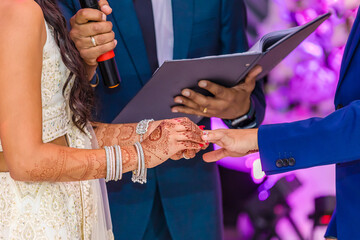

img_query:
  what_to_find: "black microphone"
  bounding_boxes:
[79,0,121,88]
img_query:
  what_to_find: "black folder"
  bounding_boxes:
[113,12,331,124]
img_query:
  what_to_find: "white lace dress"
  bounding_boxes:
[0,23,113,240]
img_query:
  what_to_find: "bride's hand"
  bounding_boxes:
[142,117,205,168]
[201,128,259,162]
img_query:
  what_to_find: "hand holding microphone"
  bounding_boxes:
[70,0,120,88]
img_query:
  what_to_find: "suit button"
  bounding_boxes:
[336,104,343,110]
[289,158,296,166]
[276,159,284,168]
[282,158,289,167]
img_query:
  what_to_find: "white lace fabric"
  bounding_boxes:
[0,23,113,239]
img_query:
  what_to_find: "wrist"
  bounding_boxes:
[224,97,256,129]
[85,63,98,81]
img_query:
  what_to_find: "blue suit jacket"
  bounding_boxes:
[258,9,360,239]
[59,1,265,239]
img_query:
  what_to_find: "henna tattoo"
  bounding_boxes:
[148,126,162,141]
[94,123,139,148]
[27,149,66,182]
[26,148,107,182]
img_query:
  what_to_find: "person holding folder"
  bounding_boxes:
[202,9,360,240]
[58,0,265,239]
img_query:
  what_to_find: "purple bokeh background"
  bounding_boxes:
[213,1,359,239]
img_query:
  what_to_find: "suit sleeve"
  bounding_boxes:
[258,99,360,174]
[324,208,337,239]
[220,0,266,127]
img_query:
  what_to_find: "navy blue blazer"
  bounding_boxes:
[59,0,265,239]
[258,9,360,239]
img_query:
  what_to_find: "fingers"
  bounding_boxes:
[183,149,197,159]
[198,80,228,99]
[172,89,213,116]
[170,151,184,160]
[71,9,106,26]
[71,21,113,38]
[178,141,202,150]
[168,117,202,133]
[173,95,201,111]
[78,40,117,65]
[99,0,112,15]
[236,65,262,92]
[202,130,226,145]
[75,31,115,49]
[202,148,230,162]
[246,65,263,81]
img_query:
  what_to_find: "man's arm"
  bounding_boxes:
[258,100,360,174]
[172,0,266,127]
[220,0,266,127]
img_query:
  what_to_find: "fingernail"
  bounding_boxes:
[175,98,183,104]
[206,142,209,145]
[199,81,207,88]
[199,125,205,130]
[102,5,112,12]
[172,108,178,113]
[102,13,107,21]
[114,39,118,46]
[182,90,190,97]
[199,144,204,147]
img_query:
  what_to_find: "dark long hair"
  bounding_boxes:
[35,0,94,131]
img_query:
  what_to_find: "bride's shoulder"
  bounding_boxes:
[0,0,45,45]
[0,0,44,31]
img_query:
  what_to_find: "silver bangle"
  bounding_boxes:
[136,119,154,142]
[135,141,147,184]
[114,145,122,181]
[104,146,111,182]
[109,146,116,181]
[132,142,142,183]
[132,142,147,184]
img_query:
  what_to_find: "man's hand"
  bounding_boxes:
[201,128,259,162]
[171,66,262,119]
[69,0,116,68]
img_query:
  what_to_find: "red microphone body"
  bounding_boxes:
[79,0,121,88]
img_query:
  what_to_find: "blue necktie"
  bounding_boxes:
[133,0,159,74]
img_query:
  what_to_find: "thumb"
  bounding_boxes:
[99,0,112,15]
[202,148,229,162]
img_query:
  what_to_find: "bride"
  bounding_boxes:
[0,0,205,239]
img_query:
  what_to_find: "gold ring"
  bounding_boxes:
[90,36,97,47]
[203,107,208,114]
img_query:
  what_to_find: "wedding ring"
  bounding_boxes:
[90,36,97,47]
[203,107,208,114]
[183,152,191,160]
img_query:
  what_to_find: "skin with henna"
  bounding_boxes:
[0,1,205,182]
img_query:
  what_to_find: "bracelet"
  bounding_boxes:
[136,141,147,184]
[105,145,123,182]
[114,145,122,181]
[133,142,141,178]
[136,119,154,142]
[131,142,147,184]
[104,146,111,182]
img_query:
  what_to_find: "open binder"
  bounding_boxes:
[113,12,331,124]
